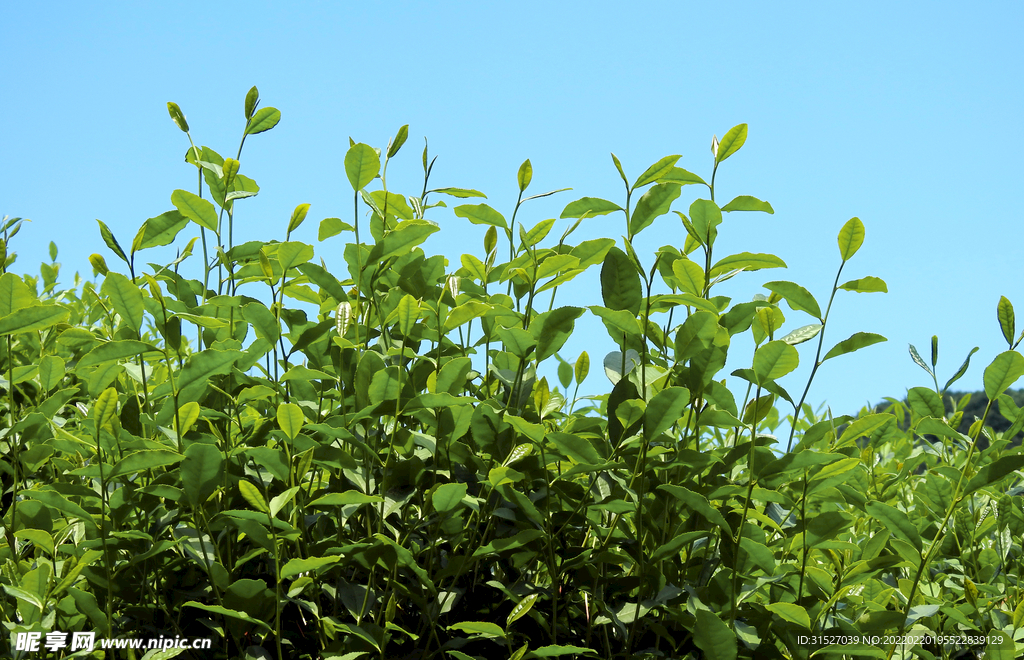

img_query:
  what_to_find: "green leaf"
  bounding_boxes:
[560,197,623,219]
[245,106,281,135]
[280,555,343,580]
[983,350,1024,399]
[610,152,629,187]
[430,187,487,199]
[94,386,119,434]
[244,86,259,120]
[671,259,706,296]
[764,281,821,319]
[239,480,270,514]
[277,403,304,441]
[688,199,722,245]
[998,296,1016,347]
[345,143,380,191]
[276,241,314,271]
[308,491,383,507]
[24,489,98,532]
[985,632,1015,660]
[0,272,35,315]
[132,210,188,253]
[693,609,737,660]
[0,304,69,336]
[837,217,865,261]
[574,351,590,384]
[496,327,536,359]
[177,401,201,435]
[570,238,616,268]
[721,195,774,213]
[629,182,681,237]
[373,219,439,262]
[507,593,538,627]
[821,332,886,362]
[944,346,979,391]
[388,124,409,158]
[318,217,353,241]
[242,303,280,344]
[906,386,943,419]
[520,218,555,248]
[600,247,642,316]
[633,155,681,189]
[715,123,748,164]
[517,159,533,192]
[38,354,65,391]
[176,349,243,404]
[77,339,158,370]
[527,646,599,658]
[548,432,603,464]
[753,340,799,383]
[964,455,1024,496]
[108,449,183,480]
[590,307,643,340]
[805,511,855,547]
[183,602,272,633]
[839,276,888,293]
[181,443,223,507]
[447,621,505,639]
[837,413,893,445]
[166,102,189,132]
[432,482,468,513]
[96,219,129,265]
[296,262,349,303]
[287,203,311,234]
[644,386,689,439]
[454,203,507,229]
[171,189,218,232]
[395,294,420,337]
[657,485,732,535]
[709,252,787,278]
[765,602,810,629]
[660,167,708,187]
[865,501,921,553]
[101,272,145,333]
[530,306,584,362]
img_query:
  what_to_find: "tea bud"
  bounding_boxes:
[336,301,353,336]
[446,275,461,300]
[89,253,109,276]
[711,135,719,159]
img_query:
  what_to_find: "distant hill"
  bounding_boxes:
[873,388,1024,449]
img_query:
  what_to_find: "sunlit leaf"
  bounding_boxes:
[245,106,281,135]
[837,217,865,261]
[822,332,886,362]
[345,143,380,191]
[171,189,218,232]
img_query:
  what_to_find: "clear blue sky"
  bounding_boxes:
[3,2,1023,424]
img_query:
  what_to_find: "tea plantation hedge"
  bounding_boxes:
[3,88,1024,660]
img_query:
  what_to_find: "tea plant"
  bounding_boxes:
[2,88,1024,660]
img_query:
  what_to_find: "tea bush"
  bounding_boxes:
[3,88,1024,660]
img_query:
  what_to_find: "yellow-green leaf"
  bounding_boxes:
[177,401,201,436]
[171,189,219,232]
[837,217,865,261]
[277,402,305,441]
[94,387,119,434]
[239,480,270,514]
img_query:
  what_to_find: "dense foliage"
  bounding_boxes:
[3,89,1024,660]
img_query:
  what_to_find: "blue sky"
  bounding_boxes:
[3,2,1023,426]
